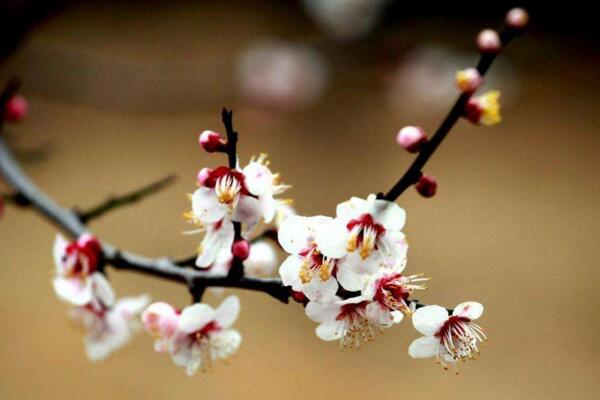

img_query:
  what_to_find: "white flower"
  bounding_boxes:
[408,302,487,370]
[335,194,408,291]
[244,240,278,277]
[274,202,296,230]
[242,154,290,223]
[170,296,242,376]
[278,215,347,302]
[71,295,150,361]
[357,265,428,326]
[53,234,114,306]
[305,296,382,349]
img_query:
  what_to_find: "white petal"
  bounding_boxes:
[302,277,339,303]
[412,305,449,336]
[232,195,262,225]
[316,321,344,341]
[314,219,348,259]
[336,264,369,292]
[452,301,484,320]
[278,255,302,288]
[371,199,406,231]
[244,241,277,277]
[366,302,396,327]
[278,215,311,254]
[53,277,93,305]
[408,336,441,359]
[170,337,194,367]
[336,197,369,223]
[178,304,215,334]
[381,230,408,264]
[53,233,69,274]
[195,220,235,268]
[214,295,240,329]
[115,295,150,318]
[258,195,276,224]
[305,299,341,323]
[242,161,273,196]
[192,188,226,223]
[209,329,242,360]
[90,273,115,307]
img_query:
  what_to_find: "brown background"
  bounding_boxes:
[1,2,599,399]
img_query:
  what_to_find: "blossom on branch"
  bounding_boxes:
[464,90,502,126]
[143,296,242,376]
[408,302,487,371]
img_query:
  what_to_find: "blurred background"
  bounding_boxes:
[0,1,598,399]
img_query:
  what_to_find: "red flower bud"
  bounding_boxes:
[199,130,227,153]
[415,174,437,198]
[476,29,501,53]
[291,290,307,304]
[4,95,28,122]
[396,126,428,153]
[232,239,250,260]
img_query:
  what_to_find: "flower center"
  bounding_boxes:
[335,302,374,350]
[435,316,487,362]
[374,273,428,316]
[63,243,97,278]
[298,243,335,284]
[346,214,386,259]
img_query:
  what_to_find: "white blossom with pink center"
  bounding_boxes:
[53,233,114,306]
[168,296,242,376]
[334,194,408,291]
[71,295,149,361]
[408,302,487,370]
[278,215,347,303]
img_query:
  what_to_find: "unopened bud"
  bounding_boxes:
[77,233,101,254]
[197,167,212,186]
[232,239,251,260]
[199,130,227,153]
[415,174,437,198]
[396,126,428,153]
[455,68,483,93]
[4,95,28,122]
[291,290,307,304]
[506,8,529,30]
[477,29,501,53]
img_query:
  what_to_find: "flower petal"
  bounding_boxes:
[178,303,215,334]
[209,329,242,360]
[305,299,341,323]
[53,277,93,305]
[243,161,273,196]
[232,195,262,225]
[412,305,449,336]
[316,321,344,341]
[91,273,115,307]
[278,215,312,254]
[314,219,348,259]
[452,301,484,320]
[371,199,406,231]
[408,335,440,359]
[195,220,235,268]
[336,197,369,223]
[303,277,338,303]
[214,295,240,329]
[53,234,69,274]
[192,187,226,224]
[278,255,302,288]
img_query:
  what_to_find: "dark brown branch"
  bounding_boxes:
[76,174,177,223]
[0,134,291,303]
[383,24,522,201]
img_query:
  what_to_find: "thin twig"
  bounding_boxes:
[77,174,177,223]
[383,24,521,201]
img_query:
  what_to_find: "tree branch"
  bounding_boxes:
[383,24,522,201]
[76,174,177,223]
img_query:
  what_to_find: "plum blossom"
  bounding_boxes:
[143,296,242,376]
[244,240,278,277]
[305,297,386,349]
[278,215,347,302]
[53,233,114,306]
[334,194,408,291]
[408,302,487,370]
[189,155,288,268]
[71,295,149,361]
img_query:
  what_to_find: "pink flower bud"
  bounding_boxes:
[396,126,428,153]
[477,29,501,53]
[232,239,251,260]
[4,95,28,122]
[199,130,227,153]
[415,174,437,198]
[142,302,179,340]
[196,167,213,186]
[291,290,307,303]
[506,8,529,29]
[455,68,483,93]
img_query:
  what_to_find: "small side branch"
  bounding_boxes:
[77,174,177,223]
